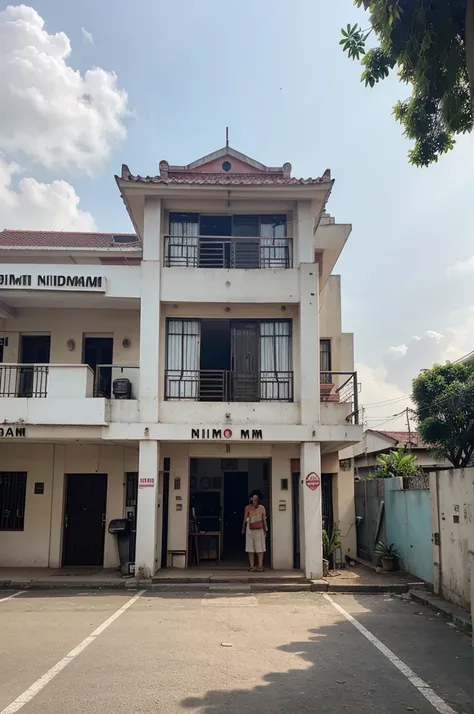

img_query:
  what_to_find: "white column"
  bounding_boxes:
[135,440,160,579]
[301,441,322,580]
[299,263,320,425]
[295,200,314,264]
[139,196,162,423]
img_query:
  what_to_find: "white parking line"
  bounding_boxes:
[0,592,24,603]
[324,594,458,714]
[0,589,145,714]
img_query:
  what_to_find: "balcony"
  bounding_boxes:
[0,363,106,426]
[165,370,294,402]
[320,370,359,425]
[164,235,292,269]
[0,363,142,426]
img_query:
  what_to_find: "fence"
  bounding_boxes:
[355,476,432,583]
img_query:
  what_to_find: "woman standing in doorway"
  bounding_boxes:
[242,493,267,571]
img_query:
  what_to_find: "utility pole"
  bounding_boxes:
[405,406,412,450]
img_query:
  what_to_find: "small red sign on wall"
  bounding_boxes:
[305,472,321,491]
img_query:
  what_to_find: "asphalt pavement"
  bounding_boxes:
[0,588,472,713]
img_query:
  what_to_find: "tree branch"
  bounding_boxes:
[467,0,474,107]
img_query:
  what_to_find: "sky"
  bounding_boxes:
[1,0,474,430]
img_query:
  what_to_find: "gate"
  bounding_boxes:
[354,479,386,562]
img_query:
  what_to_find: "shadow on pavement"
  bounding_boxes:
[180,594,474,714]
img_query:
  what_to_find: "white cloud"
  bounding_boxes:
[0,5,128,172]
[358,317,474,430]
[81,27,94,45]
[0,158,96,231]
[447,256,474,276]
[356,362,412,430]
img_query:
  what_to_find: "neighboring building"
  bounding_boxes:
[340,430,449,479]
[0,143,362,580]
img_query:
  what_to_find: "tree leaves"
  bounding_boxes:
[340,0,474,166]
[340,24,368,59]
[412,360,474,467]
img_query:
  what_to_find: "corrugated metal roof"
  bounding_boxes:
[375,430,426,447]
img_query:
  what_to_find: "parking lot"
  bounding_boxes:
[0,588,472,713]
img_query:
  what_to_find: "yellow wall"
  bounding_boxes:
[1,308,140,365]
[0,443,138,568]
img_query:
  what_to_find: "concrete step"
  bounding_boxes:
[151,575,309,585]
[150,580,312,593]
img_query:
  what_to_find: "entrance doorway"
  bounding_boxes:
[19,334,51,397]
[223,472,249,561]
[189,458,271,566]
[62,474,108,567]
[83,336,113,396]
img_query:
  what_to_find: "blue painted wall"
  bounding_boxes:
[384,481,433,584]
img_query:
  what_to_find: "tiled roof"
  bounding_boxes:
[375,430,426,448]
[121,171,330,186]
[0,230,140,249]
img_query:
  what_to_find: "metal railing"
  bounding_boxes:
[164,235,292,269]
[320,371,359,424]
[165,370,294,402]
[94,364,140,398]
[0,364,49,398]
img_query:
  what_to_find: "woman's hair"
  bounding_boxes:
[249,489,263,501]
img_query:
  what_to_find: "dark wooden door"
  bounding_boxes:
[223,472,249,559]
[63,474,107,567]
[19,335,51,397]
[83,337,113,396]
[292,472,301,569]
[230,322,259,401]
[321,473,334,536]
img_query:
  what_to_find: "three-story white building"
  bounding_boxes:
[0,144,362,580]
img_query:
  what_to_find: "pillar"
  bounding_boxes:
[139,196,161,423]
[301,441,322,580]
[135,440,160,579]
[299,263,320,425]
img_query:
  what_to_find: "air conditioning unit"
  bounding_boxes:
[113,378,132,399]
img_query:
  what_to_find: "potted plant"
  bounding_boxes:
[373,541,399,572]
[323,526,342,571]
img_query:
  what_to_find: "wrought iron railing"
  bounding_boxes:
[0,365,49,398]
[320,371,359,424]
[164,235,292,269]
[94,365,139,398]
[165,370,294,402]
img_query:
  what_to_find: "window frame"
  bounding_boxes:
[0,472,27,532]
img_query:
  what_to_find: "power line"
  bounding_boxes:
[360,394,410,408]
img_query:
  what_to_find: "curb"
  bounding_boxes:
[0,580,127,591]
[409,589,472,635]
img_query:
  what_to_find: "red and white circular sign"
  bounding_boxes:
[305,472,321,491]
[223,428,233,438]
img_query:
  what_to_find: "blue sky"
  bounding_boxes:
[2,1,474,426]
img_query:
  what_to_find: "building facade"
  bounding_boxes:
[0,144,362,580]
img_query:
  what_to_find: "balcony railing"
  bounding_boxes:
[94,364,140,399]
[165,370,294,402]
[0,364,49,398]
[164,235,292,269]
[320,371,359,424]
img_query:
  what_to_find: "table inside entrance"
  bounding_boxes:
[189,531,221,566]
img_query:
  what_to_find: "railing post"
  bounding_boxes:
[353,371,359,424]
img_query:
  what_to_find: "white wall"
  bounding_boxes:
[161,268,300,304]
[0,443,138,568]
[431,468,474,609]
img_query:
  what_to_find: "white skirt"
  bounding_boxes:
[245,525,266,553]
